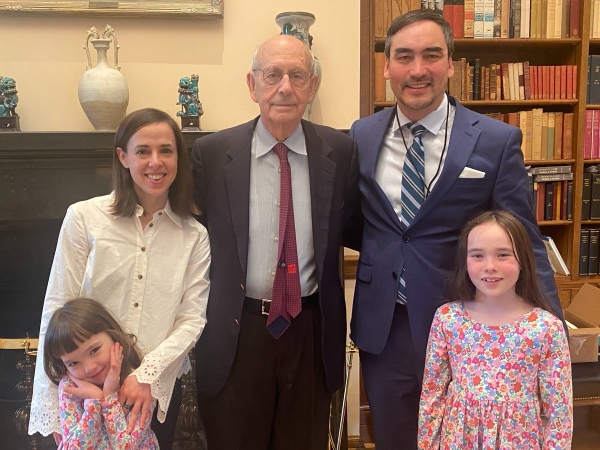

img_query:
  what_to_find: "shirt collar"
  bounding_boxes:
[132,199,182,228]
[255,118,306,158]
[393,94,449,135]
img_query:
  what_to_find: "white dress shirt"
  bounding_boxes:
[375,94,456,219]
[246,119,317,299]
[29,194,211,436]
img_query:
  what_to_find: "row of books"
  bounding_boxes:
[581,167,600,220]
[374,0,581,39]
[448,60,577,102]
[579,228,600,276]
[530,172,573,222]
[584,110,600,160]
[488,110,573,160]
[587,55,600,105]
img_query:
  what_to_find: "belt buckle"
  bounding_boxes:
[261,299,271,316]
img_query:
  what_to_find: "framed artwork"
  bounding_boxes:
[0,0,222,17]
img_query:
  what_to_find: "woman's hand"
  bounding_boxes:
[63,375,103,399]
[102,342,123,398]
[118,375,153,432]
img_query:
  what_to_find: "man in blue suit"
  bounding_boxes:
[350,10,562,449]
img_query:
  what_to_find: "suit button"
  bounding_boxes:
[392,272,397,280]
[403,235,410,242]
[235,319,240,326]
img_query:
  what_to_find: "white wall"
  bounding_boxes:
[0,0,359,131]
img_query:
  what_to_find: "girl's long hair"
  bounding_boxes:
[44,298,142,385]
[450,210,553,313]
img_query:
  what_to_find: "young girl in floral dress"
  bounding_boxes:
[44,298,159,449]
[418,210,572,449]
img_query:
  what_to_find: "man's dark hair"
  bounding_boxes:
[384,9,454,59]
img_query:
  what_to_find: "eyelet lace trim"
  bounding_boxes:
[132,348,190,422]
[29,387,61,436]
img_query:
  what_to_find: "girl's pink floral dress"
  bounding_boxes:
[418,302,572,449]
[58,376,159,449]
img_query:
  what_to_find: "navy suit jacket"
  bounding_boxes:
[192,118,361,396]
[349,97,561,368]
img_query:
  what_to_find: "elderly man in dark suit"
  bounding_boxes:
[350,9,562,450]
[191,34,361,450]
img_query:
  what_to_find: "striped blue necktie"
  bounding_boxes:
[397,122,426,304]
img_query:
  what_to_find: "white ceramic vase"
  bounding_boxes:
[78,25,129,131]
[275,11,321,122]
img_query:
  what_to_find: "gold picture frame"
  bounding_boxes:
[0,0,222,17]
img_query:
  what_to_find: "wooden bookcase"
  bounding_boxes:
[359,0,598,306]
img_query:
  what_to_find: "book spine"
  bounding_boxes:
[473,59,481,100]
[562,113,574,159]
[474,0,485,37]
[567,180,574,220]
[500,0,510,37]
[528,165,571,175]
[531,108,544,160]
[554,111,564,160]
[588,228,600,275]
[512,0,521,38]
[569,0,580,38]
[562,0,570,38]
[544,181,555,220]
[522,0,531,37]
[483,0,495,37]
[554,0,563,38]
[585,109,593,160]
[554,66,561,101]
[454,0,465,38]
[493,0,502,37]
[560,65,567,100]
[523,61,531,100]
[547,112,555,160]
[549,65,556,100]
[591,173,600,219]
[579,229,590,276]
[464,0,475,37]
[533,173,573,182]
[591,56,600,104]
[582,172,593,220]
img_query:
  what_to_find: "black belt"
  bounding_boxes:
[243,292,319,315]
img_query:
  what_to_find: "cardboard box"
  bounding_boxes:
[564,283,600,363]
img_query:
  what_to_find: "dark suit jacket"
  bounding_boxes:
[350,97,562,368]
[192,117,361,396]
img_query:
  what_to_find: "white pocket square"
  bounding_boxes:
[459,167,486,178]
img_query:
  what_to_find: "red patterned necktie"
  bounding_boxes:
[267,143,302,338]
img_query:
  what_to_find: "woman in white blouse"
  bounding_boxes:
[29,108,211,449]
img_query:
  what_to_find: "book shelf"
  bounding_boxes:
[359,0,597,306]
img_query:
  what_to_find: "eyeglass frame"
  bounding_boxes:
[252,67,315,88]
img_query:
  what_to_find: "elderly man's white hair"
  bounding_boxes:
[250,39,316,76]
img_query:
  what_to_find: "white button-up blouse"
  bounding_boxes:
[29,194,210,436]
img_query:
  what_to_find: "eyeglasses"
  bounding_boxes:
[254,67,311,87]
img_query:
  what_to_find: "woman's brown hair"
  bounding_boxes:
[450,210,553,313]
[111,108,198,218]
[44,298,142,385]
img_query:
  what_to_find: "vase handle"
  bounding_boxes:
[103,25,120,71]
[83,26,100,70]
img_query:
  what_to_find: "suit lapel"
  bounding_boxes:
[304,120,336,280]
[364,107,406,233]
[224,120,256,274]
[411,100,481,227]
